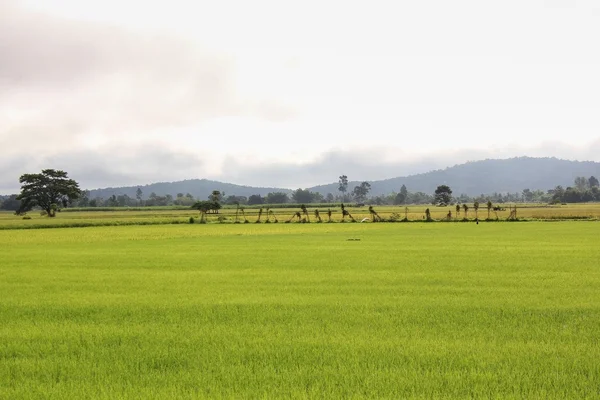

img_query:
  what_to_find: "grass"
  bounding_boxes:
[1,222,599,398]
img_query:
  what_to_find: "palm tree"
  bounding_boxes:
[474,201,480,220]
[486,200,492,220]
[463,204,469,219]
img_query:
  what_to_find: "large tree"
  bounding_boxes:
[16,169,82,216]
[433,185,453,206]
[589,176,599,188]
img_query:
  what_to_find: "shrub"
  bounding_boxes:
[189,217,195,224]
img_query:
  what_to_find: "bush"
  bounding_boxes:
[189,217,195,224]
[22,216,32,220]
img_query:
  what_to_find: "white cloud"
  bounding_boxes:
[1,0,600,193]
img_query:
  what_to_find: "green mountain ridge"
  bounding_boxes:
[86,157,600,200]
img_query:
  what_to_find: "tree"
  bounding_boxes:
[352,182,371,202]
[574,176,588,191]
[0,195,21,211]
[462,204,469,219]
[326,193,335,202]
[589,176,599,188]
[209,190,222,203]
[192,200,221,223]
[136,187,143,205]
[224,195,247,205]
[291,188,314,204]
[76,190,90,207]
[338,175,349,200]
[174,193,195,206]
[486,200,493,219]
[551,185,565,203]
[522,188,533,202]
[434,185,453,206]
[247,194,264,205]
[473,201,480,220]
[266,192,289,204]
[16,169,82,216]
[394,186,407,205]
[400,185,408,199]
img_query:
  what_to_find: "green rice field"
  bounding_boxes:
[1,221,600,398]
[2,202,600,230]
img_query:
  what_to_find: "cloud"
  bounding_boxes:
[199,140,600,189]
[2,139,599,194]
[0,144,206,192]
[2,1,599,194]
[0,1,294,155]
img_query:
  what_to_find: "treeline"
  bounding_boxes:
[2,176,600,212]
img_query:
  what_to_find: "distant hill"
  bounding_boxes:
[87,179,291,200]
[308,157,600,196]
[86,157,600,199]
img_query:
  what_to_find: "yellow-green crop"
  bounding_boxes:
[1,222,599,398]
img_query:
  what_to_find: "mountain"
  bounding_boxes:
[87,179,291,200]
[86,157,600,199]
[308,157,600,196]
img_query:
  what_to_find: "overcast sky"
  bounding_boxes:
[1,0,599,193]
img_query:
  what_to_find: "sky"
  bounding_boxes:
[1,0,600,193]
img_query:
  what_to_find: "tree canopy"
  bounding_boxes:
[16,169,82,216]
[434,185,453,205]
[265,192,289,204]
[352,182,371,202]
